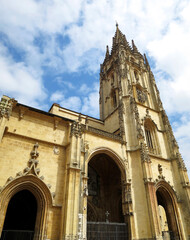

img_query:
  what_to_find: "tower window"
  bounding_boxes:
[144,120,160,155]
[145,129,153,149]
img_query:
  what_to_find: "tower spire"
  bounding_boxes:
[111,23,130,54]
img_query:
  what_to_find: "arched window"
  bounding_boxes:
[144,119,160,155]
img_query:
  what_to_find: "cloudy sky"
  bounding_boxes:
[0,0,190,174]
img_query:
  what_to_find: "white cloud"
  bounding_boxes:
[50,91,64,102]
[0,44,46,108]
[79,84,91,94]
[60,96,82,112]
[81,83,99,117]
[50,82,99,117]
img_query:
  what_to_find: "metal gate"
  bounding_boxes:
[0,230,34,240]
[87,222,128,240]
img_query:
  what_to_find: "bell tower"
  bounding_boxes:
[99,24,190,239]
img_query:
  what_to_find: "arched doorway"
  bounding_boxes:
[1,190,37,240]
[87,153,128,239]
[156,186,180,240]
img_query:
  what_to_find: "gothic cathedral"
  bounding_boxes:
[0,25,190,240]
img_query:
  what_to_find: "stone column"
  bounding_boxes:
[61,121,82,240]
[140,143,162,239]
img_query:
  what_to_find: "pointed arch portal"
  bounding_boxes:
[87,153,128,240]
[156,185,180,239]
[1,190,37,240]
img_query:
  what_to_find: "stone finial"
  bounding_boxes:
[158,164,163,175]
[24,142,40,176]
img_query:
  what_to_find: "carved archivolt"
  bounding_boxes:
[86,147,127,181]
[155,180,181,203]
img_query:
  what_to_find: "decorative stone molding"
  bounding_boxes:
[176,152,187,171]
[78,213,83,239]
[70,121,82,138]
[181,181,190,188]
[54,117,60,130]
[155,84,163,110]
[0,143,55,199]
[25,142,40,176]
[81,140,89,153]
[154,178,181,203]
[63,235,78,240]
[143,178,154,184]
[123,180,132,203]
[0,96,15,119]
[53,146,60,155]
[130,97,144,140]
[82,125,123,143]
[136,88,147,104]
[118,102,125,136]
[158,164,163,175]
[140,143,151,163]
[122,180,133,216]
[83,185,88,197]
[162,110,178,149]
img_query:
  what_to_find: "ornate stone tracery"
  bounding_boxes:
[0,96,15,119]
[140,142,151,163]
[70,121,82,138]
[162,110,178,150]
[176,152,187,171]
[130,97,144,140]
[136,87,147,103]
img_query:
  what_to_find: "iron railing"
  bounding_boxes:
[0,230,34,240]
[87,222,128,240]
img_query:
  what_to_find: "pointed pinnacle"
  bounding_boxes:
[132,40,138,53]
[144,53,150,69]
[105,45,109,61]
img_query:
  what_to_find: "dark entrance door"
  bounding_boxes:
[87,153,128,239]
[1,190,37,240]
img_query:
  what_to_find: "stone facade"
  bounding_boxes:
[0,25,190,240]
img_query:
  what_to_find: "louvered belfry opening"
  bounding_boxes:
[1,190,37,240]
[87,153,128,240]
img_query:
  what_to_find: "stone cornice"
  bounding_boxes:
[82,125,124,143]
